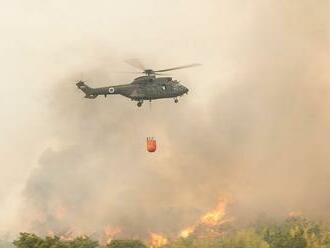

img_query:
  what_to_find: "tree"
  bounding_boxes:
[68,236,99,248]
[41,236,68,248]
[107,240,147,248]
[165,230,269,248]
[262,217,328,248]
[13,233,45,248]
[13,233,99,248]
[218,229,270,248]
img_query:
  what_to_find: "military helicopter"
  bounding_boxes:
[76,60,200,107]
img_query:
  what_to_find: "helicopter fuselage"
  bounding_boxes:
[77,76,189,106]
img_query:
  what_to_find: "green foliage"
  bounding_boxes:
[263,217,329,248]
[165,217,330,248]
[106,239,147,248]
[9,218,330,248]
[67,237,99,248]
[163,237,194,248]
[165,230,269,248]
[13,233,99,248]
[218,229,270,248]
[13,233,45,248]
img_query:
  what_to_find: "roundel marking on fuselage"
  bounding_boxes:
[109,87,115,93]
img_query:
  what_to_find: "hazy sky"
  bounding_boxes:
[0,0,330,238]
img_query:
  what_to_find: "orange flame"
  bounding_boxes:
[179,226,194,238]
[104,226,122,244]
[288,211,303,217]
[200,200,227,226]
[149,233,168,248]
[179,197,231,238]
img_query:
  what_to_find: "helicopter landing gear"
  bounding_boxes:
[137,100,143,107]
[174,98,179,103]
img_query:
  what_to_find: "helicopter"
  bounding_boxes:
[76,60,200,107]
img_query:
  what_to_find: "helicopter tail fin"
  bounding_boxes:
[76,81,97,99]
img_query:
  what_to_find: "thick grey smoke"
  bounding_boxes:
[2,0,330,240]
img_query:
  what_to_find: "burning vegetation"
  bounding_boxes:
[7,214,330,248]
[18,197,232,247]
[178,197,232,239]
[0,198,330,248]
[7,197,330,248]
[149,233,168,248]
[1,198,330,248]
[9,197,330,248]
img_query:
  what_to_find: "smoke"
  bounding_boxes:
[1,0,330,240]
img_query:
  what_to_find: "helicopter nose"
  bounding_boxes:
[183,86,189,94]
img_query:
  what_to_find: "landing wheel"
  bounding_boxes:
[174,98,179,103]
[137,101,143,107]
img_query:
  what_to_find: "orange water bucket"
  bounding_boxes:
[146,137,157,152]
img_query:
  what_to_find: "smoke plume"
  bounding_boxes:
[1,0,330,241]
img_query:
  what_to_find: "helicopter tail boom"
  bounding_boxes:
[76,81,97,99]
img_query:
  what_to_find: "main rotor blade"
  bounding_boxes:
[125,59,145,71]
[154,73,169,76]
[154,63,201,73]
[115,71,143,74]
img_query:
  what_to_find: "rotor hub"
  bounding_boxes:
[125,59,201,77]
[144,69,155,76]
